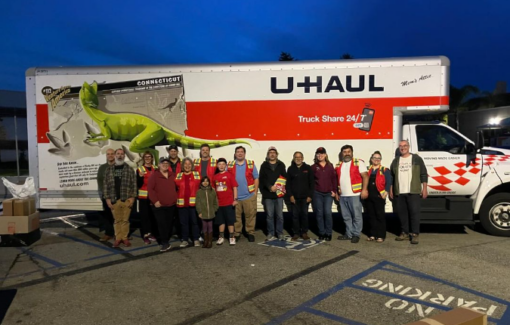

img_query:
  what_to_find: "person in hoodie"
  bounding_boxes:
[195,176,219,248]
[147,157,178,252]
[259,146,287,241]
[286,151,314,241]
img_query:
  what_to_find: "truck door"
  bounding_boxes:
[414,124,481,195]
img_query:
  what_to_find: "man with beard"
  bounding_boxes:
[336,145,368,243]
[103,148,137,247]
[194,144,217,180]
[97,148,115,242]
[166,145,182,175]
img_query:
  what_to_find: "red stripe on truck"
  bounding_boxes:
[186,96,448,141]
[36,104,50,143]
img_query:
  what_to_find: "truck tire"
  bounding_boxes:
[479,193,510,237]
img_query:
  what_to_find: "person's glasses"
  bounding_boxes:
[144,156,152,158]
[372,157,381,160]
[399,145,409,148]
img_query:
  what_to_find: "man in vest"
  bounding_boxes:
[166,145,182,175]
[194,144,217,180]
[228,146,259,242]
[336,144,369,243]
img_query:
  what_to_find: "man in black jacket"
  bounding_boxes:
[259,146,287,241]
[286,151,314,241]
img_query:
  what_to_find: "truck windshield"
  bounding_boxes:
[416,125,466,154]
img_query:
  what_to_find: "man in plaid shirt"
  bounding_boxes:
[103,148,137,247]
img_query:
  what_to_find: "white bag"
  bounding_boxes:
[1,177,36,198]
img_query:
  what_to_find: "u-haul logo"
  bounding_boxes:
[270,75,384,94]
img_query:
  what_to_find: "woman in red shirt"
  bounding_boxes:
[175,157,202,248]
[213,158,238,246]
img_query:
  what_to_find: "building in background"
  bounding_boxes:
[0,90,27,176]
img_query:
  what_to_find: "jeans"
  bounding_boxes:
[340,196,363,237]
[179,207,199,241]
[100,199,114,237]
[365,196,386,239]
[292,198,309,235]
[396,194,421,234]
[264,198,283,237]
[313,191,333,236]
[152,205,176,245]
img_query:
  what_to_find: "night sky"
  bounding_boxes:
[1,0,509,92]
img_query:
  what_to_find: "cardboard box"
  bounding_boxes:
[405,307,487,325]
[1,198,36,216]
[0,212,40,235]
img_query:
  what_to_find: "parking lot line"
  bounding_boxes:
[303,307,368,325]
[17,248,66,268]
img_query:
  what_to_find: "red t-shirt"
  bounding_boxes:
[213,172,238,207]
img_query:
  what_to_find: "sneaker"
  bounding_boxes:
[122,239,132,247]
[278,234,285,241]
[265,235,277,242]
[318,234,325,240]
[248,234,255,242]
[411,234,419,245]
[325,235,332,242]
[180,241,189,248]
[113,240,122,248]
[395,233,410,241]
[351,236,360,244]
[148,235,157,242]
[217,237,224,245]
[143,238,151,245]
[302,233,310,241]
[291,235,300,241]
[159,244,171,252]
[194,240,201,247]
[337,235,352,241]
[99,235,112,242]
[229,237,236,246]
[199,236,204,243]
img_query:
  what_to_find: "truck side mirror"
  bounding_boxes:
[465,142,475,155]
[476,131,484,150]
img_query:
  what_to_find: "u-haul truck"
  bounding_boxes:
[26,56,510,236]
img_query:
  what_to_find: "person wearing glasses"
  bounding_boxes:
[137,151,159,244]
[365,151,392,243]
[390,140,428,245]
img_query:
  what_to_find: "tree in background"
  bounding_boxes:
[279,52,295,61]
[340,53,354,59]
[448,85,480,129]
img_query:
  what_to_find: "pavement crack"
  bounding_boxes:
[0,253,20,288]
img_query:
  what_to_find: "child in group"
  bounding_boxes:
[212,158,239,246]
[195,176,219,248]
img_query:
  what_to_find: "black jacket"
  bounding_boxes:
[286,162,314,199]
[259,160,287,199]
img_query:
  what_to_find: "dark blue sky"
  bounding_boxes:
[1,0,509,92]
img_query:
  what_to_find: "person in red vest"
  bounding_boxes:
[336,145,369,243]
[175,157,202,248]
[365,151,392,243]
[194,144,217,180]
[166,145,182,176]
[228,146,259,243]
[137,151,159,244]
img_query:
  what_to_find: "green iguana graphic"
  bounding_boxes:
[79,81,250,161]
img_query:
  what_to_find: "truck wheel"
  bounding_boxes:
[479,193,510,237]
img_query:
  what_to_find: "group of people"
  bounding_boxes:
[96,140,428,252]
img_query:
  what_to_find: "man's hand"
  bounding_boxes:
[154,201,162,208]
[127,198,134,208]
[106,199,113,210]
[270,185,277,192]
[233,200,238,207]
[306,197,312,203]
[338,188,342,196]
[421,187,428,199]
[199,213,202,218]
[361,189,369,200]
[381,192,388,200]
[330,191,336,198]
[389,187,394,200]
[290,196,296,204]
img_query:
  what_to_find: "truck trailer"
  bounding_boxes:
[26,56,510,236]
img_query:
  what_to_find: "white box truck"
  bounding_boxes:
[26,56,510,236]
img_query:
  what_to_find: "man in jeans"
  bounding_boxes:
[97,148,115,242]
[336,145,368,243]
[228,146,259,243]
[259,146,287,241]
[390,140,428,244]
[103,148,137,247]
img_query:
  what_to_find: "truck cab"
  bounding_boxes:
[403,122,510,236]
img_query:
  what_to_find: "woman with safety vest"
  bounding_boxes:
[137,151,158,244]
[175,157,202,248]
[365,151,392,243]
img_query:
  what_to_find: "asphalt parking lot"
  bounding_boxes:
[1,212,510,325]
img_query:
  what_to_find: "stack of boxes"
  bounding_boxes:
[0,197,40,245]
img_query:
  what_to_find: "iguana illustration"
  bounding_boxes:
[79,81,250,161]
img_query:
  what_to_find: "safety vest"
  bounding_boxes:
[335,159,363,193]
[368,165,387,196]
[227,159,256,193]
[169,159,181,176]
[137,165,157,199]
[175,171,201,207]
[193,158,217,180]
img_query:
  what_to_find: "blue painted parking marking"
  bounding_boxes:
[258,236,324,251]
[17,248,66,268]
[267,261,510,324]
